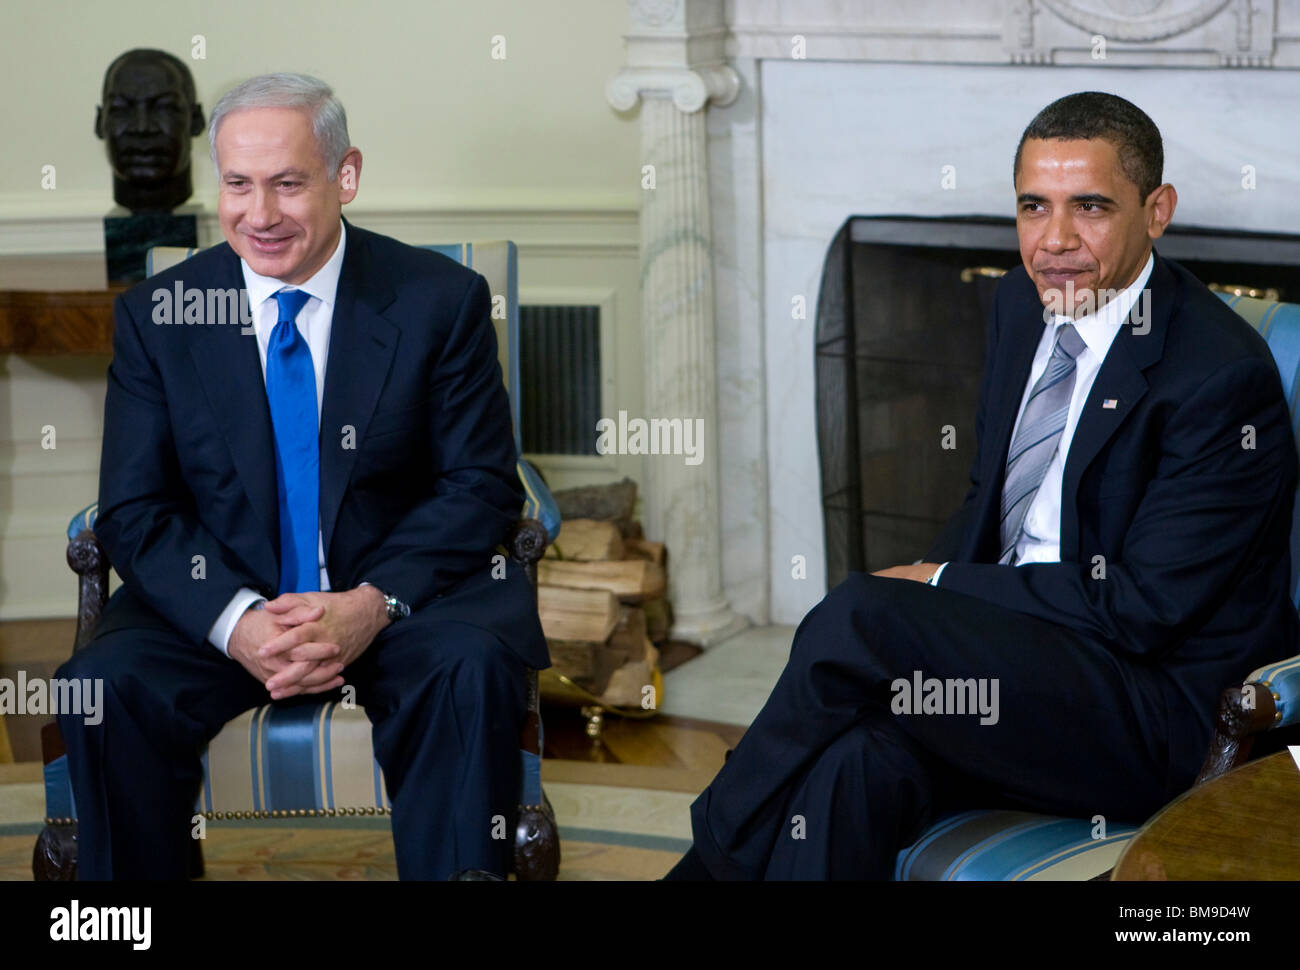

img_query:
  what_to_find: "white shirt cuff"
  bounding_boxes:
[927,562,949,586]
[207,588,266,656]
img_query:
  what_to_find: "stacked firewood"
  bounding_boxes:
[538,479,669,708]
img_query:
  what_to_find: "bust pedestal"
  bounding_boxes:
[103,204,200,285]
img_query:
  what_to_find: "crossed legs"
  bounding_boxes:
[684,572,1199,880]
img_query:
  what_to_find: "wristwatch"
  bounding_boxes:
[378,588,410,622]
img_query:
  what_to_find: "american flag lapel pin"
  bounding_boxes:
[1102,398,1118,409]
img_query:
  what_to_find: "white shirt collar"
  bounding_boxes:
[239,218,347,310]
[1049,251,1155,356]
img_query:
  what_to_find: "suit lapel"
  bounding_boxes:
[966,280,1048,560]
[986,285,1046,497]
[318,221,400,566]
[186,245,280,587]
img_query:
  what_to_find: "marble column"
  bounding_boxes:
[607,5,746,646]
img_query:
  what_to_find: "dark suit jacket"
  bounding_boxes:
[94,218,549,670]
[926,252,1298,768]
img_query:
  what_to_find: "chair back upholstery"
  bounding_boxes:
[144,246,200,278]
[420,243,521,454]
[1218,293,1300,728]
[1216,294,1300,609]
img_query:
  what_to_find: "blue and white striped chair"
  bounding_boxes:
[894,293,1300,881]
[35,240,562,881]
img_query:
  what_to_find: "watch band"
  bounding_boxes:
[382,590,410,621]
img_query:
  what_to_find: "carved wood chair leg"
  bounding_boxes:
[513,792,561,881]
[33,822,78,881]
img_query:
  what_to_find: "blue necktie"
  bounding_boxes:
[267,288,319,594]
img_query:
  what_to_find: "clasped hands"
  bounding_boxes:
[227,586,390,700]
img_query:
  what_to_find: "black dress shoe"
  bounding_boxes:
[449,868,505,880]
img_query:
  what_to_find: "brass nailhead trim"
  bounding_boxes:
[49,806,391,825]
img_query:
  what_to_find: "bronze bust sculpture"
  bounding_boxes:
[95,49,205,213]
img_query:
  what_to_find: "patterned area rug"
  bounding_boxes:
[0,767,693,881]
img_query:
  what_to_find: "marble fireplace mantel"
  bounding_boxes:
[612,0,1300,633]
[723,0,1295,68]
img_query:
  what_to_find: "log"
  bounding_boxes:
[544,518,624,562]
[641,597,672,643]
[551,478,638,534]
[538,559,665,604]
[599,644,660,709]
[608,607,648,662]
[546,639,601,680]
[538,586,619,643]
[623,538,665,567]
[573,645,625,698]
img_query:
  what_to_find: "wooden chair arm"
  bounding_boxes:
[508,515,551,755]
[507,516,550,581]
[1193,683,1279,786]
[67,528,109,654]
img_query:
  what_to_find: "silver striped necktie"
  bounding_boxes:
[999,322,1087,565]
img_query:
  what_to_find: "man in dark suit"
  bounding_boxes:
[666,91,1299,879]
[57,72,548,880]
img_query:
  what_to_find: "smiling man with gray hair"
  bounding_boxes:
[57,73,549,880]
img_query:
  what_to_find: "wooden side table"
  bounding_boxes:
[1112,750,1300,880]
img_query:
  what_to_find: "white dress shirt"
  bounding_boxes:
[930,252,1154,586]
[206,219,347,655]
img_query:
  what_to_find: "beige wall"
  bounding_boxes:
[1,0,638,216]
[0,0,643,618]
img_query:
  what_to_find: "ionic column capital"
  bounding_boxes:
[606,64,739,114]
[608,0,740,114]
